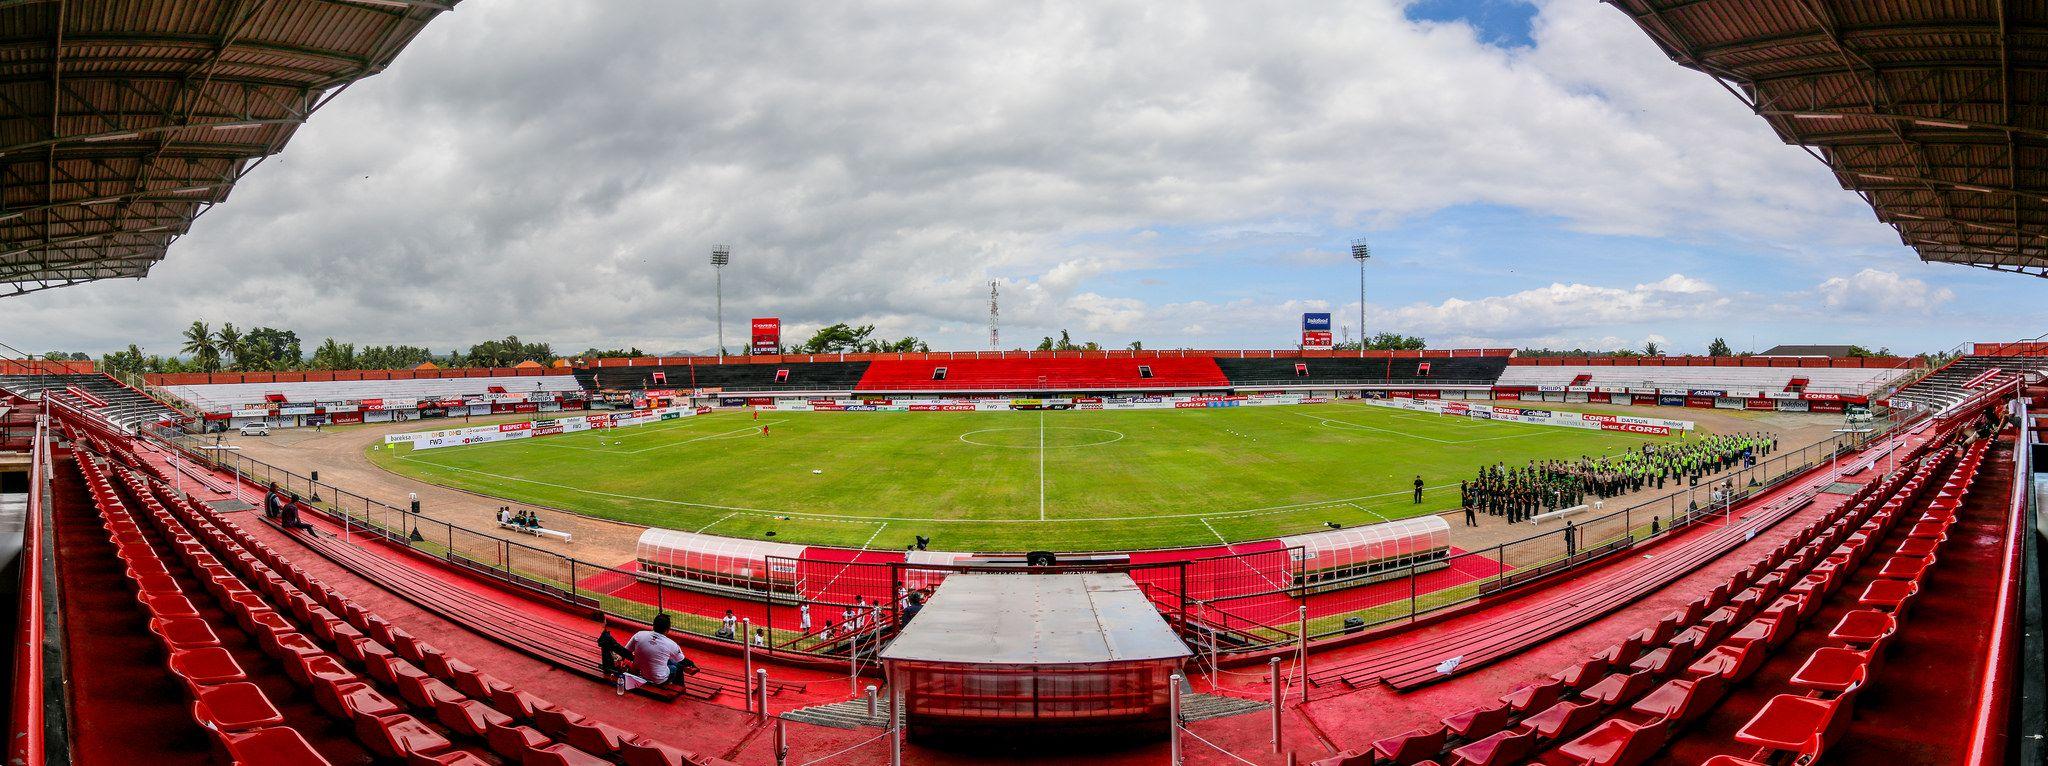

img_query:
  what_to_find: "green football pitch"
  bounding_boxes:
[366,403,1681,551]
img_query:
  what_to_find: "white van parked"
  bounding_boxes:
[239,422,271,436]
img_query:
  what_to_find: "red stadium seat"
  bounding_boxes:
[435,697,513,738]
[1828,609,1896,648]
[1500,678,1566,714]
[167,646,246,691]
[1441,701,1511,741]
[1628,673,1727,724]
[1789,647,1870,694]
[1550,717,1670,766]
[1733,686,1860,760]
[355,713,453,760]
[1582,670,1657,706]
[561,718,633,755]
[484,720,552,760]
[526,743,613,766]
[1447,728,1535,766]
[1371,725,1449,765]
[620,738,693,766]
[1522,699,1604,740]
[192,682,286,733]
[217,726,335,766]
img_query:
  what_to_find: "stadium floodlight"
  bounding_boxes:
[711,246,731,359]
[1350,238,1370,358]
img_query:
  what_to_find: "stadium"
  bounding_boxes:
[0,2,2043,766]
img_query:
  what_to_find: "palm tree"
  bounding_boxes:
[214,323,244,371]
[180,321,219,372]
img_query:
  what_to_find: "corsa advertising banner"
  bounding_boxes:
[1301,312,1333,350]
[751,317,780,355]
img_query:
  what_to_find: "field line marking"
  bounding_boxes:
[695,512,736,533]
[1346,501,1394,524]
[1288,410,1456,443]
[1198,516,1230,544]
[395,453,1453,524]
[1038,412,1046,521]
[620,420,786,454]
[806,520,892,601]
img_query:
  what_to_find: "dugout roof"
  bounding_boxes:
[0,0,456,297]
[881,573,1191,666]
[1609,0,2048,277]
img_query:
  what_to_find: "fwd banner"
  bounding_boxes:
[392,405,700,450]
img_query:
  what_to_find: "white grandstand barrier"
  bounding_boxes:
[1495,364,1909,397]
[1359,396,1694,433]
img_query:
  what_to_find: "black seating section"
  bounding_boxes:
[0,373,180,430]
[1888,354,2048,412]
[1215,356,1509,388]
[576,362,869,394]
[63,416,734,766]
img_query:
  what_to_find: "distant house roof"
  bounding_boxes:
[1760,345,1856,358]
[513,360,544,369]
[413,362,440,370]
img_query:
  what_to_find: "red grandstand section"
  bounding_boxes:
[854,356,1231,392]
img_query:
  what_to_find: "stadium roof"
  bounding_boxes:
[0,0,457,297]
[1608,0,2048,277]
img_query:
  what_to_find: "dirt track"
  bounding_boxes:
[215,403,1853,568]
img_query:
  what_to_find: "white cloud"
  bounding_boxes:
[1379,273,1735,339]
[1,1,1914,355]
[1812,269,1955,315]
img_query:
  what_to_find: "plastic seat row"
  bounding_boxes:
[91,436,736,766]
[1313,437,1961,766]
[69,423,560,765]
[1700,437,1988,766]
[71,451,334,764]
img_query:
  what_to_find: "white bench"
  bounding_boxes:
[1530,504,1592,524]
[499,522,571,542]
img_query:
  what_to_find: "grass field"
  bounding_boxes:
[365,402,1680,551]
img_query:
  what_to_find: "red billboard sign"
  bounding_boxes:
[1301,330,1333,350]
[751,317,781,355]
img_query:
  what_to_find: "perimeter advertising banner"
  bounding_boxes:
[751,317,781,355]
[1302,312,1334,350]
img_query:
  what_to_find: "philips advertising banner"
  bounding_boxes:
[750,317,781,355]
[1301,312,1334,350]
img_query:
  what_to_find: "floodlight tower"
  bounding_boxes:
[988,281,1000,350]
[1350,238,1371,358]
[711,245,731,360]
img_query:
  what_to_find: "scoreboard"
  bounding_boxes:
[751,317,781,355]
[1301,312,1333,350]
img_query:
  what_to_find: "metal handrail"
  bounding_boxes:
[8,411,48,766]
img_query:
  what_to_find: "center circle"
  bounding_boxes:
[957,426,1127,449]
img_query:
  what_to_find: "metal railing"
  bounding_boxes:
[7,411,50,766]
[146,402,1920,661]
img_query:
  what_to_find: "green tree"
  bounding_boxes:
[100,345,146,377]
[1643,340,1662,356]
[215,323,244,370]
[1127,341,1144,351]
[794,323,878,354]
[1363,332,1427,351]
[1706,337,1732,357]
[309,338,356,370]
[180,321,219,372]
[240,327,303,370]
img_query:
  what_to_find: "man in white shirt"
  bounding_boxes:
[623,614,686,690]
[798,603,813,634]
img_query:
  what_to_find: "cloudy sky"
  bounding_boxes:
[7,0,2042,358]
